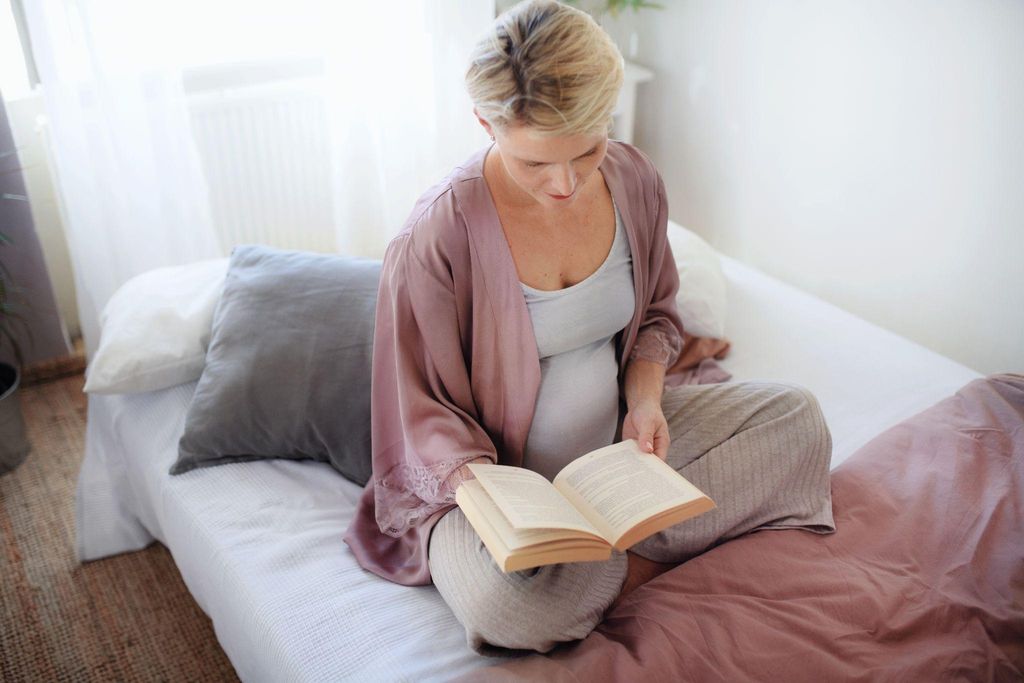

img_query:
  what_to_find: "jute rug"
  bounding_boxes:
[0,372,240,682]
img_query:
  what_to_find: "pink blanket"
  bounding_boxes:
[460,373,1024,682]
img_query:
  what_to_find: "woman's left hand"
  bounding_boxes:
[622,399,670,461]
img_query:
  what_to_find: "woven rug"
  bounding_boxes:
[0,373,240,682]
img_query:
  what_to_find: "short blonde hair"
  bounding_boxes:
[466,0,624,136]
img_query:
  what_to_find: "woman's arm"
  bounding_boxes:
[452,457,492,484]
[620,159,682,461]
[622,358,670,460]
[370,233,498,537]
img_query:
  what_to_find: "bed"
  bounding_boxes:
[74,224,1021,682]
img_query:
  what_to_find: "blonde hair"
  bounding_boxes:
[466,0,624,136]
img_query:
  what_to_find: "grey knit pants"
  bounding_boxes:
[428,381,836,655]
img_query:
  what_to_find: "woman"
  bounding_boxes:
[344,0,835,654]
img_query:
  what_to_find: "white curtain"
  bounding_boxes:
[23,0,495,358]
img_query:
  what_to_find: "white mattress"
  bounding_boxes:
[75,253,981,683]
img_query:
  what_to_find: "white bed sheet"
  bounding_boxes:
[716,254,980,468]
[77,382,477,682]
[75,252,982,683]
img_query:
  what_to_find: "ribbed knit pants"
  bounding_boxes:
[428,381,836,655]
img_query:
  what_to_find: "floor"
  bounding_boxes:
[0,371,240,682]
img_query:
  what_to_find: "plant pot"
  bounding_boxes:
[0,362,30,475]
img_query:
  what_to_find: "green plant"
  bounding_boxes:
[566,0,664,18]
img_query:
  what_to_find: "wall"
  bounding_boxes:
[607,0,1023,375]
[10,2,1024,373]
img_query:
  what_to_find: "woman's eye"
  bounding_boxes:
[523,148,595,168]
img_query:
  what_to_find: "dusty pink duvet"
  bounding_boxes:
[461,373,1024,682]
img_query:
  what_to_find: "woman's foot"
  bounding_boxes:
[609,551,676,612]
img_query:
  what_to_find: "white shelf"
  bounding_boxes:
[612,60,654,144]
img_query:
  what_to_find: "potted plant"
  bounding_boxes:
[0,228,31,475]
[566,0,663,18]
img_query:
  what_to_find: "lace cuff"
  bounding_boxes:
[628,326,683,367]
[374,454,491,537]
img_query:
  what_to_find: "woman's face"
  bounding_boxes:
[490,122,608,210]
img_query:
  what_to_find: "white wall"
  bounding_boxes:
[10,2,1024,373]
[608,0,1023,375]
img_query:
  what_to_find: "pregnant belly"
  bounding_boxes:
[521,339,621,481]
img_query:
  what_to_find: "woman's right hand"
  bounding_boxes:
[452,457,491,488]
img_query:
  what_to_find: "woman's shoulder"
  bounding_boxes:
[386,147,490,277]
[403,146,489,234]
[602,140,665,228]
[605,139,661,183]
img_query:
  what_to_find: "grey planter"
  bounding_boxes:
[0,362,30,475]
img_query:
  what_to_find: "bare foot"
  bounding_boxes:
[609,551,676,612]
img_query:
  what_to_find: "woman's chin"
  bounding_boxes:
[538,189,578,206]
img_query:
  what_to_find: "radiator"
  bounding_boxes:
[187,76,337,254]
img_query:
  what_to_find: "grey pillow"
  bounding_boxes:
[171,245,380,485]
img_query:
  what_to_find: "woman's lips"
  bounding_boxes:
[547,190,575,200]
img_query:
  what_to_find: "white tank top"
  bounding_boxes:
[520,201,635,481]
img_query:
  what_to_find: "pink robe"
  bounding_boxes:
[343,141,685,585]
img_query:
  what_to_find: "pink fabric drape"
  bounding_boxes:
[344,141,687,585]
[458,373,1024,681]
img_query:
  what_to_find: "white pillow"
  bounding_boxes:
[84,258,230,394]
[666,220,728,339]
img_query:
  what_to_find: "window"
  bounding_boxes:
[1,1,37,99]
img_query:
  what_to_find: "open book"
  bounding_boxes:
[455,439,715,573]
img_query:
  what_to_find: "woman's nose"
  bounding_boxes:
[550,164,576,195]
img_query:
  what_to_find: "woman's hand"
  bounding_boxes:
[623,358,670,460]
[622,398,670,461]
[452,456,492,486]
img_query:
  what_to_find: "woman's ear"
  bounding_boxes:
[473,108,495,140]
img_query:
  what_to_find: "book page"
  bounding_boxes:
[553,440,708,541]
[457,480,601,551]
[468,464,603,537]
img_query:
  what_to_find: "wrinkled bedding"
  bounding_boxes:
[461,374,1024,682]
[73,250,988,681]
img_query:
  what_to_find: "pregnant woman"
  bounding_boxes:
[345,0,835,654]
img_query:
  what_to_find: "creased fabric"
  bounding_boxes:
[343,141,687,585]
[458,374,1024,681]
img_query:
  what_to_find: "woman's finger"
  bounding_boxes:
[637,422,656,453]
[653,426,670,461]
